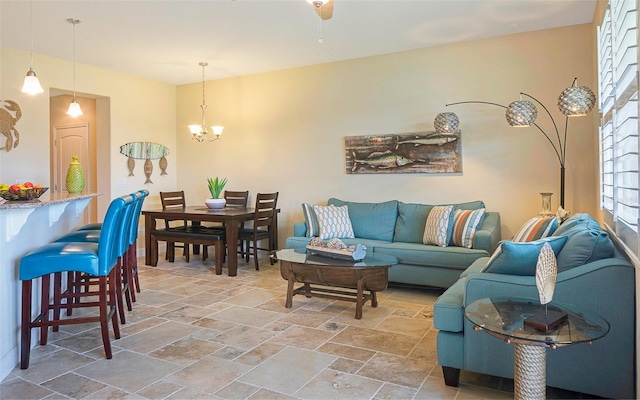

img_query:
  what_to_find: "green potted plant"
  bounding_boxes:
[205,177,228,209]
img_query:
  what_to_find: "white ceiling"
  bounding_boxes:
[1,0,596,86]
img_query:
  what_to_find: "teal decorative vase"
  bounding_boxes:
[66,155,85,194]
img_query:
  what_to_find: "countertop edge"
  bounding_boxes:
[0,193,102,210]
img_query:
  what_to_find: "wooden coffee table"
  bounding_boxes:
[276,249,398,319]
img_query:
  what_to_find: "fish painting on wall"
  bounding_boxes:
[345,131,462,174]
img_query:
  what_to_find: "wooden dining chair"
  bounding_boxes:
[159,191,191,262]
[224,190,249,208]
[238,192,278,270]
[224,190,249,256]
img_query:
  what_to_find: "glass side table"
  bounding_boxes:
[464,297,609,400]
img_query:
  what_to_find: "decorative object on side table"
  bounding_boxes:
[206,177,228,209]
[443,77,596,207]
[524,242,568,332]
[537,192,554,217]
[306,237,367,261]
[65,155,85,194]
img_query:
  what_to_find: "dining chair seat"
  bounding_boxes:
[19,195,132,369]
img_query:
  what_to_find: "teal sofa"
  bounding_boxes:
[285,198,501,289]
[433,213,635,399]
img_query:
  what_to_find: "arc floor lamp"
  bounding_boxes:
[434,77,596,208]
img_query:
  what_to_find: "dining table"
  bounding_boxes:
[142,206,278,276]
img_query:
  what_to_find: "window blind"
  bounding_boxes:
[598,0,640,258]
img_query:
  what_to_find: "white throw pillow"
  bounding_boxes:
[423,205,453,247]
[313,205,355,240]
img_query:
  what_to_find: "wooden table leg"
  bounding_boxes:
[371,291,378,307]
[286,277,294,308]
[144,215,153,265]
[355,277,364,319]
[226,219,239,276]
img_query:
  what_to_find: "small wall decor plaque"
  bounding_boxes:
[119,142,170,184]
[0,100,21,152]
[345,131,462,174]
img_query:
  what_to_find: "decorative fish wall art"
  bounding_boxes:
[119,142,170,184]
[344,131,462,174]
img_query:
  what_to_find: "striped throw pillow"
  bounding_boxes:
[313,205,355,240]
[513,216,559,242]
[451,208,486,248]
[302,203,319,237]
[423,205,453,247]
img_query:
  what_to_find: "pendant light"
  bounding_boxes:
[66,18,83,117]
[188,62,224,142]
[21,0,44,95]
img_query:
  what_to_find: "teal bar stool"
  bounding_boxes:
[73,190,148,299]
[54,192,142,324]
[20,195,132,369]
[124,190,148,298]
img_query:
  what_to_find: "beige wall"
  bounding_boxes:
[0,46,178,214]
[176,24,596,244]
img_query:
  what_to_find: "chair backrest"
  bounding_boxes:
[97,195,133,276]
[116,194,138,257]
[160,190,187,228]
[253,192,278,232]
[128,189,148,245]
[224,190,249,207]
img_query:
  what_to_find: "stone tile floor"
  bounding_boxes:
[1,253,597,399]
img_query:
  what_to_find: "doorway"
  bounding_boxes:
[50,94,100,224]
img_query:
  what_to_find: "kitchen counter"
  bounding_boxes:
[0,192,100,381]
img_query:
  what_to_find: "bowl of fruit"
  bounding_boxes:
[0,182,49,201]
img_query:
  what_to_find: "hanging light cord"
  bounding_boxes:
[29,0,34,69]
[201,64,206,129]
[72,20,77,98]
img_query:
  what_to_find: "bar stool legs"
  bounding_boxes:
[20,267,121,370]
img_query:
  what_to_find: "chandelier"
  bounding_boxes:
[188,62,224,142]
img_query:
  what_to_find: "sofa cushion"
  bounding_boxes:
[313,205,355,240]
[423,205,454,247]
[327,198,398,242]
[302,203,319,237]
[513,216,558,242]
[553,213,594,236]
[394,200,485,244]
[374,242,489,270]
[482,236,568,275]
[555,220,615,272]
[451,208,486,248]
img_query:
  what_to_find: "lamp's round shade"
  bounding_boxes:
[558,85,596,116]
[505,100,537,127]
[434,112,459,134]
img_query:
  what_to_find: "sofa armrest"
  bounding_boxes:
[293,221,307,237]
[472,212,501,253]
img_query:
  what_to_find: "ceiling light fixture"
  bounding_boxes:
[21,0,44,95]
[443,77,596,207]
[189,62,224,142]
[66,18,82,118]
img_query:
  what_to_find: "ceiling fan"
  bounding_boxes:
[308,0,334,20]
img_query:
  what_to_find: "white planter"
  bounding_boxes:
[205,198,226,209]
